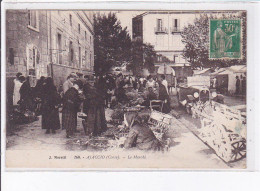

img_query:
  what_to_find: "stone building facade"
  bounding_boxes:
[49,11,94,86]
[6,10,49,107]
[132,11,193,80]
[6,10,94,91]
[132,11,242,80]
[132,11,192,66]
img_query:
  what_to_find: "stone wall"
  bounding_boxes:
[6,10,49,107]
[6,10,95,89]
[6,10,49,78]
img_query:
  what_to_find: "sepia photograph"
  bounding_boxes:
[4,9,247,169]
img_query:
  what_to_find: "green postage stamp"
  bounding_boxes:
[210,19,242,59]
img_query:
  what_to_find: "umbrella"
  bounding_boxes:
[157,64,175,75]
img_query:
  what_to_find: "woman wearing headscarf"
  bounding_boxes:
[62,80,83,138]
[41,77,61,134]
[34,76,46,98]
[19,76,35,112]
[83,81,107,136]
[115,73,127,103]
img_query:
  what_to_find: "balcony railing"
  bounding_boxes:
[171,27,181,34]
[154,27,168,34]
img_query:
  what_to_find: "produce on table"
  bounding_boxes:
[197,101,246,162]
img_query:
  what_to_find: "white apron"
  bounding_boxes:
[13,79,23,105]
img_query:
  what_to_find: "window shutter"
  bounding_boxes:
[9,48,14,65]
[28,11,31,25]
[31,11,37,28]
[36,48,40,65]
[161,19,164,31]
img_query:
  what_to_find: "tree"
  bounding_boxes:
[127,39,156,75]
[181,12,247,69]
[94,12,132,76]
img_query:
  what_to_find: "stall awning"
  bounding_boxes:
[157,64,175,75]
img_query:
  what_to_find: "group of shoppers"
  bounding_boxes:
[61,72,108,138]
[12,71,172,142]
[12,72,107,138]
[111,73,171,113]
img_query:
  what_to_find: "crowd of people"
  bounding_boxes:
[12,72,171,145]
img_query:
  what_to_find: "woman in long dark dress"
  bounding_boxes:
[41,77,61,134]
[83,82,107,136]
[19,76,35,112]
[34,76,46,98]
[62,80,83,138]
[158,80,171,114]
[33,76,46,116]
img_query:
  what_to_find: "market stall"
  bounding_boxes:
[77,85,174,151]
[157,64,176,94]
[216,65,246,95]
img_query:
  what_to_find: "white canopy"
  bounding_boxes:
[157,64,175,75]
[217,65,246,94]
[193,68,211,76]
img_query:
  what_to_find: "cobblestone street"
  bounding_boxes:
[6,96,246,169]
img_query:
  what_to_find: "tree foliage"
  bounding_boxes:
[127,39,156,75]
[94,12,156,76]
[94,12,132,76]
[181,12,247,69]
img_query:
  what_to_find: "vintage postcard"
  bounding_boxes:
[3,8,248,169]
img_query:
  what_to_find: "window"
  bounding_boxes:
[89,53,92,66]
[173,19,180,32]
[85,31,87,40]
[33,48,36,68]
[9,48,14,65]
[157,19,163,31]
[32,47,39,69]
[78,24,81,33]
[79,46,81,68]
[90,36,92,44]
[26,45,40,79]
[28,10,39,31]
[57,33,62,65]
[69,14,72,26]
[85,50,88,68]
[69,41,74,65]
